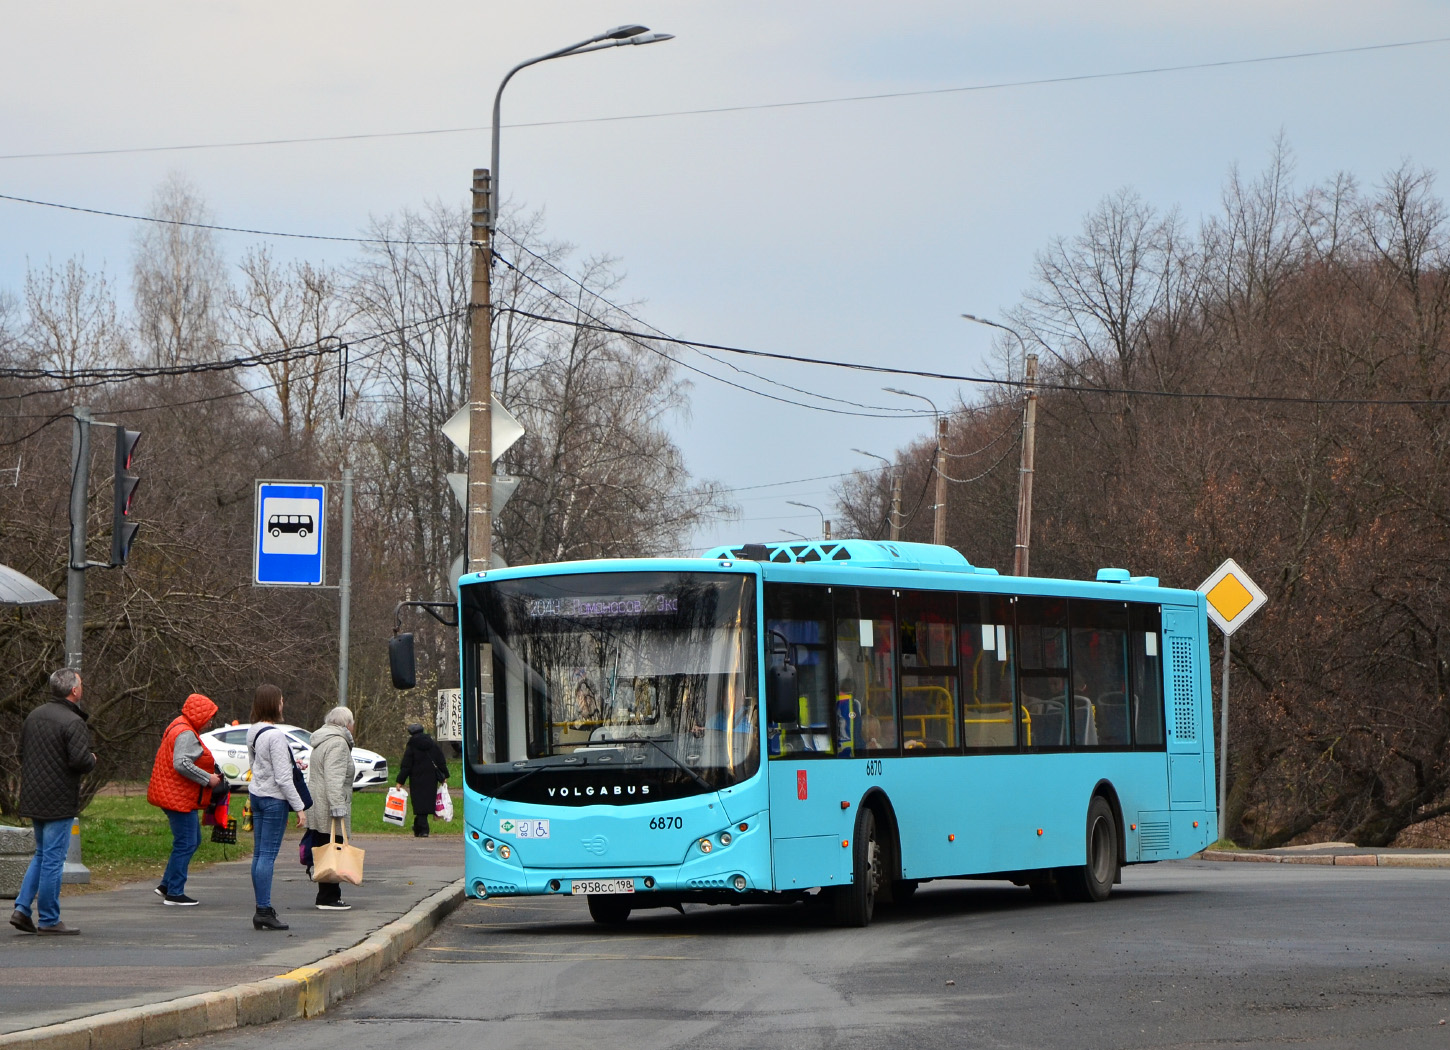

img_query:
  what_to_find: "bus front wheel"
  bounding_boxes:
[587,895,631,925]
[832,807,882,927]
[1060,796,1118,902]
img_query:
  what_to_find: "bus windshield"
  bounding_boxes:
[464,571,758,796]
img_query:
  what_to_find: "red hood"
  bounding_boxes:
[182,693,218,732]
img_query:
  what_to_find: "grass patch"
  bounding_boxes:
[63,795,254,892]
[1206,838,1242,851]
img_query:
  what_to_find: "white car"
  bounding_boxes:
[200,723,390,793]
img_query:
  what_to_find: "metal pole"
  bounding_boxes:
[889,473,902,542]
[467,169,494,572]
[338,467,353,708]
[824,520,832,542]
[932,416,948,546]
[1218,632,1231,830]
[1013,353,1038,576]
[65,406,91,671]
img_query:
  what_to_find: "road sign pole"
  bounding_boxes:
[65,406,91,671]
[1218,632,1230,830]
[338,467,353,708]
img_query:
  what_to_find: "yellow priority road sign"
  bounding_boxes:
[1198,558,1267,636]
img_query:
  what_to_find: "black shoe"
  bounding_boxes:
[252,906,289,931]
[36,921,80,935]
[315,901,351,911]
[164,894,199,906]
[155,883,166,898]
[9,909,37,934]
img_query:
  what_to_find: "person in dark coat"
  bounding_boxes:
[10,668,97,936]
[396,724,448,838]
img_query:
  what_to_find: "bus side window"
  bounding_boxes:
[1070,599,1132,748]
[764,584,832,756]
[834,588,897,755]
[898,590,957,752]
[1130,605,1165,746]
[961,594,1016,749]
[1017,597,1069,748]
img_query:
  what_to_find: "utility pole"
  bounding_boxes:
[823,520,832,542]
[467,169,494,573]
[64,406,92,671]
[932,416,948,546]
[1013,353,1039,576]
[889,473,902,541]
[337,466,353,707]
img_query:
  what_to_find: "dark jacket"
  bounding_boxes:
[19,699,97,821]
[397,731,449,817]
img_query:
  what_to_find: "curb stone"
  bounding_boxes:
[1200,849,1450,868]
[0,879,464,1050]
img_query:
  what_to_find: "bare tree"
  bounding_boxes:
[133,173,226,367]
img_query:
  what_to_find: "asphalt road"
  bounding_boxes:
[176,860,1450,1050]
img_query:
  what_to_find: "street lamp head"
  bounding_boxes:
[629,32,674,44]
[603,24,650,38]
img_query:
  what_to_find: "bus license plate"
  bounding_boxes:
[571,878,635,895]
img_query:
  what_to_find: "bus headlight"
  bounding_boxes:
[698,838,713,854]
[733,875,747,891]
[499,844,511,860]
[719,831,733,847]
[484,839,495,853]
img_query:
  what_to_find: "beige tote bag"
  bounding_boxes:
[312,819,365,885]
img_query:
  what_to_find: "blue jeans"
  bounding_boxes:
[15,818,73,928]
[162,809,201,896]
[249,794,290,909]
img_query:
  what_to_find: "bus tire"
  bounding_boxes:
[1060,796,1118,902]
[587,895,631,925]
[832,807,882,927]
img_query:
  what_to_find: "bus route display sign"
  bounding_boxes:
[254,482,326,586]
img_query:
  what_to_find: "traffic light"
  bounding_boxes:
[111,427,140,566]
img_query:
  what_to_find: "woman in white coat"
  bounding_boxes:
[304,707,356,911]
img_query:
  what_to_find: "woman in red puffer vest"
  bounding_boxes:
[147,693,221,906]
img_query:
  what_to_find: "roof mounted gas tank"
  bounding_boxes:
[706,539,996,574]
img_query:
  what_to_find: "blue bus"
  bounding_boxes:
[457,540,1215,926]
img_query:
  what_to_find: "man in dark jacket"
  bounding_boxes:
[10,668,97,936]
[397,724,449,838]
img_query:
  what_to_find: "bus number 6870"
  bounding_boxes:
[649,816,684,830]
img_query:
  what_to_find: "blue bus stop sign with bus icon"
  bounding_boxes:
[254,483,325,586]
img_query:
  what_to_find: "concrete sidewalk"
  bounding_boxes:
[1201,842,1450,867]
[1,832,462,1043]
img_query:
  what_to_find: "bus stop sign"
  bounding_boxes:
[254,482,325,586]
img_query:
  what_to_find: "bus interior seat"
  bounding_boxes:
[1095,691,1130,745]
[1073,695,1098,746]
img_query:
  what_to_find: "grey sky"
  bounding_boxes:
[4,2,1449,567]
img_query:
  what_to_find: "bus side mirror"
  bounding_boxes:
[766,663,798,723]
[389,633,416,690]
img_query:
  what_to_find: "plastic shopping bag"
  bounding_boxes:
[435,785,454,822]
[383,786,408,827]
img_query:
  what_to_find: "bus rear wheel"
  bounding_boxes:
[832,807,882,927]
[587,895,631,925]
[1060,796,1119,902]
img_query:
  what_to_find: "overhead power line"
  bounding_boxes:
[505,307,1450,408]
[2,35,1446,161]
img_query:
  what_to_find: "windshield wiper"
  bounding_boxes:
[607,736,714,793]
[490,761,554,799]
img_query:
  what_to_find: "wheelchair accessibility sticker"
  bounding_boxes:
[499,819,550,839]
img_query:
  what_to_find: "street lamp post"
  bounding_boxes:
[466,25,673,573]
[962,314,1037,576]
[786,500,831,541]
[851,448,901,541]
[883,387,948,546]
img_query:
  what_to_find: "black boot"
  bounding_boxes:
[253,906,289,931]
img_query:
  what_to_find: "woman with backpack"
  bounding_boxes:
[247,684,306,930]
